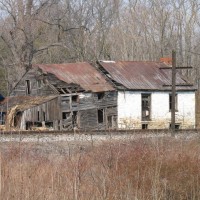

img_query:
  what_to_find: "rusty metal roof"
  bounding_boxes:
[33,62,114,92]
[98,61,196,91]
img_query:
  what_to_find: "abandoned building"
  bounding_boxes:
[0,60,197,131]
[97,60,196,129]
[0,62,117,130]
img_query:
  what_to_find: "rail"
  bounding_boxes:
[0,129,199,135]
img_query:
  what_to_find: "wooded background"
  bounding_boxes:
[0,0,199,95]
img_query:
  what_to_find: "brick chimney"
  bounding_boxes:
[160,57,172,65]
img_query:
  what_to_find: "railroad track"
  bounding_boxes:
[0,129,199,135]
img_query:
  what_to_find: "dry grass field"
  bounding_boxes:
[0,134,200,200]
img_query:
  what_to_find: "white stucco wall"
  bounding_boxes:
[118,91,195,129]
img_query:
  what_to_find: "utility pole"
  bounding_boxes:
[171,50,176,136]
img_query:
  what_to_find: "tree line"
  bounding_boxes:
[0,0,200,94]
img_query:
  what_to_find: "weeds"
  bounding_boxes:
[0,137,200,199]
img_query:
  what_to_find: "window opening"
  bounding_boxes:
[169,123,180,130]
[72,111,78,127]
[142,123,148,129]
[142,94,151,121]
[72,95,79,103]
[25,80,31,95]
[43,111,46,121]
[97,92,105,100]
[169,94,178,111]
[37,111,40,121]
[98,109,104,124]
[62,112,70,120]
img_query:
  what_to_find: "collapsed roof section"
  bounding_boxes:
[0,96,58,112]
[97,61,196,91]
[33,62,114,93]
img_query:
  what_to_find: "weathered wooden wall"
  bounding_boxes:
[61,91,118,130]
[21,97,61,129]
[11,69,56,96]
[10,68,117,130]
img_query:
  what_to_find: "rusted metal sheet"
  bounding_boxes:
[33,62,114,93]
[98,61,196,91]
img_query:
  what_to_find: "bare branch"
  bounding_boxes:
[34,43,69,54]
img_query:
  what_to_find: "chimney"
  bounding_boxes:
[160,57,172,65]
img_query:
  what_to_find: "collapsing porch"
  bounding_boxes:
[0,92,118,131]
[0,96,59,131]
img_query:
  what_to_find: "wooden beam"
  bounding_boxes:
[171,50,176,136]
[160,66,193,69]
[163,84,193,87]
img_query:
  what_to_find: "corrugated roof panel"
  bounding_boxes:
[99,61,196,91]
[33,62,114,92]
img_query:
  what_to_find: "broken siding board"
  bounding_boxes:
[78,91,118,110]
[79,109,98,129]
[94,91,118,108]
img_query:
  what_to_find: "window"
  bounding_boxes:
[141,94,151,121]
[72,95,79,103]
[25,80,31,95]
[62,112,70,120]
[169,123,180,130]
[43,111,46,121]
[72,111,78,127]
[142,123,148,129]
[169,94,178,111]
[97,92,105,100]
[98,109,104,123]
[37,111,40,121]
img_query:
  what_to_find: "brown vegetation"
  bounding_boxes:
[1,137,200,199]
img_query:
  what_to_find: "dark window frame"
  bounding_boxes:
[25,80,31,95]
[169,94,178,112]
[142,123,148,129]
[62,112,71,120]
[98,109,104,124]
[141,93,151,121]
[97,92,105,100]
[72,95,79,103]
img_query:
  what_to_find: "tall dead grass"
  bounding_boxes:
[1,137,200,200]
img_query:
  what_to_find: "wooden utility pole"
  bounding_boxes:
[171,50,176,136]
